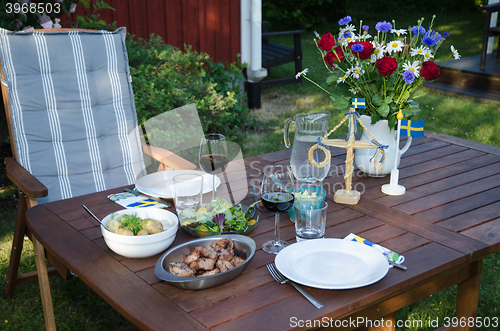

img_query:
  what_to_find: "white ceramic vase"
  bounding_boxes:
[354,115,412,177]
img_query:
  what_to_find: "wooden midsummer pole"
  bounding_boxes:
[343,110,356,194]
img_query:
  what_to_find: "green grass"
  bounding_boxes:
[2,6,500,330]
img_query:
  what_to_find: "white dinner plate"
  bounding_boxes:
[274,238,389,289]
[135,170,221,199]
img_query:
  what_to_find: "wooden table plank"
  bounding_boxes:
[427,131,500,156]
[347,198,489,257]
[437,201,500,232]
[413,186,500,224]
[393,173,500,214]
[374,163,500,208]
[365,154,500,201]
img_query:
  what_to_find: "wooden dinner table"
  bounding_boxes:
[27,131,500,331]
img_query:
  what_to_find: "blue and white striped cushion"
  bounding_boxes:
[0,27,145,203]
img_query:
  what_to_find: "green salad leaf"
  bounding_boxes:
[181,198,259,233]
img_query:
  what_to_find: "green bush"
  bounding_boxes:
[262,0,347,30]
[348,0,482,15]
[126,34,253,147]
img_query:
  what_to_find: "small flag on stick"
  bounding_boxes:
[400,119,425,138]
[352,98,366,109]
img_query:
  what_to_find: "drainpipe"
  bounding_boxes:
[241,0,267,109]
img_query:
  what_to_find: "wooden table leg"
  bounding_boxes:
[34,237,57,331]
[455,259,482,331]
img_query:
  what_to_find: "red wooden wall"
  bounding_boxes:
[76,0,241,64]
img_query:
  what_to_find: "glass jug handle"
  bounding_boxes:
[283,118,294,148]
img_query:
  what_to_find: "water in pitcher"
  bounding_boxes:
[284,111,331,183]
[290,135,330,182]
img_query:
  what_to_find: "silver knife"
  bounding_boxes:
[124,188,139,196]
[388,260,407,270]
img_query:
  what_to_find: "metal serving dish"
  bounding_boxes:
[155,234,256,290]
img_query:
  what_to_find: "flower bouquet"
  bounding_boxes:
[298,15,460,129]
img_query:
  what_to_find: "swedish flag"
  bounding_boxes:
[400,119,425,138]
[352,98,365,109]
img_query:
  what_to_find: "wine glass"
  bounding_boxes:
[260,165,294,254]
[198,133,229,201]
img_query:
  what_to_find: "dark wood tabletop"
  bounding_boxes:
[27,131,500,331]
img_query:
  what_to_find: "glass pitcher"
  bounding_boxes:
[284,111,331,182]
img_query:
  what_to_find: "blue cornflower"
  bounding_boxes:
[403,70,415,84]
[443,32,449,38]
[375,21,392,32]
[411,25,426,35]
[362,25,369,31]
[351,43,365,52]
[338,16,352,25]
[343,31,352,39]
[422,35,437,47]
[435,32,442,42]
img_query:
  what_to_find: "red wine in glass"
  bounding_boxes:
[199,154,229,175]
[260,165,294,254]
[198,133,228,201]
[261,192,294,213]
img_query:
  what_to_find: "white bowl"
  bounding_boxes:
[101,208,178,258]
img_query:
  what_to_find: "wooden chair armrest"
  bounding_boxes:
[5,157,48,198]
[482,3,500,13]
[262,30,306,38]
[142,144,197,171]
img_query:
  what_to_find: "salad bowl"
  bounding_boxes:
[178,198,260,237]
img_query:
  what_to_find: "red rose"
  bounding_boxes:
[324,51,335,67]
[318,32,336,52]
[349,41,374,60]
[333,46,344,63]
[323,46,344,67]
[376,56,398,77]
[420,61,440,81]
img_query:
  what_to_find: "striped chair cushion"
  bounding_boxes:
[0,27,145,203]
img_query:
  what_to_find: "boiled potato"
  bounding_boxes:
[116,228,134,236]
[136,229,149,236]
[141,218,163,234]
[107,219,122,233]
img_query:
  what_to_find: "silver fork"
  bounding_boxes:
[266,263,323,308]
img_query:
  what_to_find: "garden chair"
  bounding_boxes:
[480,2,500,69]
[0,27,196,329]
[261,21,305,88]
[246,21,305,109]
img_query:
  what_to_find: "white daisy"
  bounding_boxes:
[386,40,405,54]
[340,24,356,35]
[359,33,372,40]
[373,44,386,59]
[351,66,365,79]
[390,28,407,36]
[402,61,421,78]
[423,52,435,61]
[349,87,359,94]
[410,46,430,57]
[451,45,461,60]
[295,68,309,79]
[337,74,348,84]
